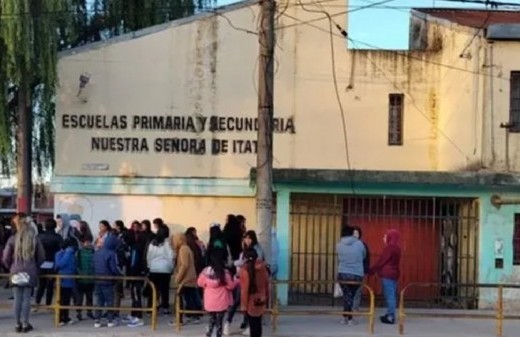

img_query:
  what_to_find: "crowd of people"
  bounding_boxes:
[0,213,279,337]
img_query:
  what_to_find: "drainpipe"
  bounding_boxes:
[490,195,520,208]
[489,42,496,165]
[499,122,513,171]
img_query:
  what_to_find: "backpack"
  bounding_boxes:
[76,247,94,284]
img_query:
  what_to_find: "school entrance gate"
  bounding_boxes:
[288,194,479,309]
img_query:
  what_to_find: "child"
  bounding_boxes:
[76,235,95,321]
[198,248,238,337]
[93,234,122,328]
[55,239,77,326]
[240,248,269,337]
[369,229,401,325]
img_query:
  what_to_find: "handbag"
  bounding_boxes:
[333,282,343,298]
[11,272,30,286]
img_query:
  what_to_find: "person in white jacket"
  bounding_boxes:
[146,226,175,315]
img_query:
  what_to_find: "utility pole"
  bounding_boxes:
[256,0,275,266]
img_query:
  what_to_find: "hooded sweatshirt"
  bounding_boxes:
[336,236,366,277]
[173,233,197,287]
[197,266,238,312]
[93,234,122,285]
[369,229,401,280]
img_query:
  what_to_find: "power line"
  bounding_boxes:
[276,10,511,82]
[277,7,474,163]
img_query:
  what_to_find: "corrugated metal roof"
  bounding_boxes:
[414,8,520,28]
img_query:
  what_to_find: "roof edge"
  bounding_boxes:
[59,0,256,58]
[250,168,520,188]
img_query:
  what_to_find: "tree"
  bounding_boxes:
[0,0,211,213]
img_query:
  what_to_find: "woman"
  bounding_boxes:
[336,225,365,325]
[369,229,401,325]
[240,248,269,337]
[352,226,370,313]
[95,220,111,250]
[2,214,45,333]
[206,224,232,268]
[146,226,175,315]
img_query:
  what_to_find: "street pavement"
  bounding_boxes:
[0,306,518,337]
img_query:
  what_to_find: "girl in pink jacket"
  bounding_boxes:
[198,248,238,337]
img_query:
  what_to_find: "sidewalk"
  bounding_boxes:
[0,308,518,337]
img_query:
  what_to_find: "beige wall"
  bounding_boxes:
[56,2,520,179]
[55,194,256,240]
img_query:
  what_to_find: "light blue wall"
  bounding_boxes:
[51,176,255,196]
[478,195,520,307]
[275,190,290,305]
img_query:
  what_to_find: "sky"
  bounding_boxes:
[217,0,520,49]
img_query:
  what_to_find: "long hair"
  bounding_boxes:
[152,225,168,246]
[13,215,36,262]
[209,248,227,285]
[244,247,258,295]
[223,216,243,260]
[79,221,93,243]
[244,230,259,248]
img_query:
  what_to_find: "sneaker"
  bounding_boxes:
[340,317,348,325]
[223,322,230,336]
[240,321,248,330]
[21,324,33,333]
[190,317,202,325]
[94,321,102,328]
[347,319,356,326]
[76,313,83,321]
[242,327,250,336]
[15,324,22,333]
[87,312,95,320]
[58,321,66,327]
[121,315,133,324]
[168,320,176,326]
[107,321,117,328]
[128,318,144,327]
[31,307,39,313]
[380,315,395,325]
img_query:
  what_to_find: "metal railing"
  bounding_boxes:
[0,274,158,331]
[175,279,376,335]
[398,282,520,337]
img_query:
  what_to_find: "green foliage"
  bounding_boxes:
[0,0,212,178]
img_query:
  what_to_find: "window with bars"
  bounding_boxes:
[514,214,520,265]
[388,93,404,146]
[510,72,520,132]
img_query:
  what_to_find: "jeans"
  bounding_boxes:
[352,284,363,311]
[382,278,397,318]
[95,285,115,322]
[13,286,32,325]
[227,286,241,323]
[75,283,94,316]
[35,269,54,306]
[180,287,199,322]
[248,315,262,337]
[130,281,143,318]
[60,287,73,322]
[149,273,171,311]
[337,273,363,320]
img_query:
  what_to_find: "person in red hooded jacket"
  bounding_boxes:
[369,229,401,325]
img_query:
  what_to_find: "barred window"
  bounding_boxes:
[388,94,404,146]
[513,214,520,265]
[510,72,520,132]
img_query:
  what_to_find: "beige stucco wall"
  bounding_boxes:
[55,193,255,240]
[56,2,519,179]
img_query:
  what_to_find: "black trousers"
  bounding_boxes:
[75,283,94,315]
[149,273,171,310]
[208,311,226,337]
[35,269,54,305]
[130,281,143,318]
[59,287,73,322]
[179,286,200,322]
[249,315,263,337]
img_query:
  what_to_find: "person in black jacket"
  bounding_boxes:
[35,219,63,309]
[125,230,148,327]
[352,225,370,312]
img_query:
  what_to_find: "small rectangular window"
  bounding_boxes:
[388,94,404,146]
[510,72,520,132]
[514,214,520,265]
